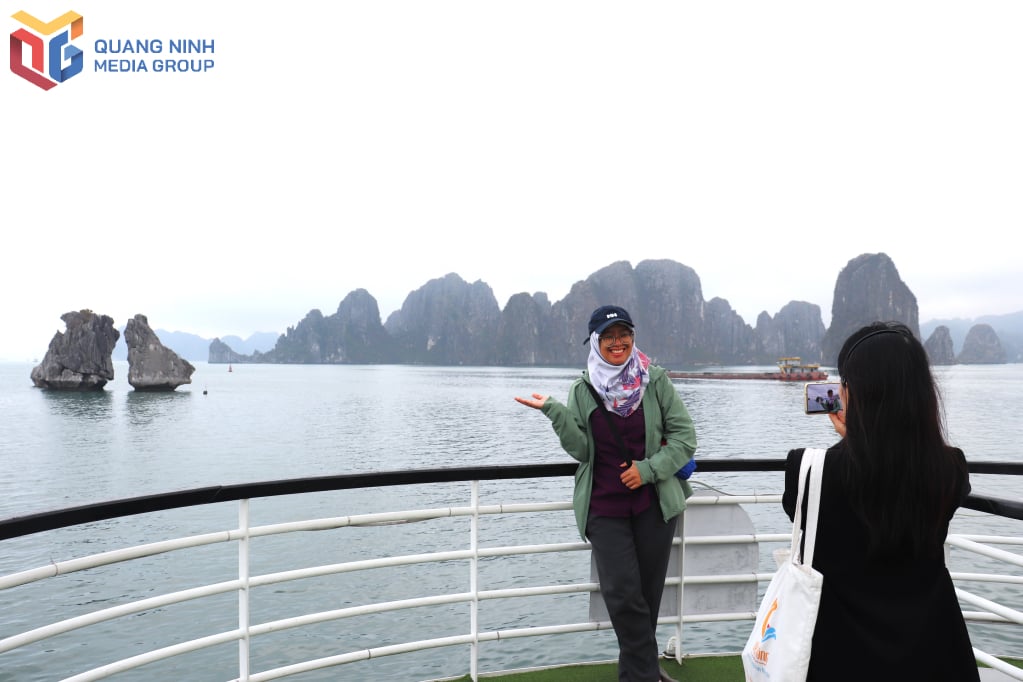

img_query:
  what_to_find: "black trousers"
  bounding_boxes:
[587,504,678,682]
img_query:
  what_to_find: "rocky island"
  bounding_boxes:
[31,311,194,391]
[31,310,119,390]
[124,314,196,390]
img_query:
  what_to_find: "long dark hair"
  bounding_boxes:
[837,321,967,558]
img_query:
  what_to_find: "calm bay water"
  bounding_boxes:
[1,361,1021,680]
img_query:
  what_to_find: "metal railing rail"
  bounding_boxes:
[4,459,1022,543]
[1,461,1021,681]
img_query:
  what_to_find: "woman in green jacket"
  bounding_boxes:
[516,305,697,682]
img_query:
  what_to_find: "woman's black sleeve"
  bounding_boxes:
[781,448,805,521]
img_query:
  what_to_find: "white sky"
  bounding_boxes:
[3,1,1021,360]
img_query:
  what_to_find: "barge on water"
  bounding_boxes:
[668,356,828,381]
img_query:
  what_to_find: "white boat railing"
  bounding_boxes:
[1,461,1021,681]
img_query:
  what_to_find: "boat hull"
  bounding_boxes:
[667,371,828,381]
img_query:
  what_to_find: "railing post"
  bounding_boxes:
[673,508,686,664]
[470,479,480,682]
[238,498,251,681]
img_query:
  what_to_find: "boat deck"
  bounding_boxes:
[451,654,739,680]
[2,460,1022,681]
[462,656,1023,681]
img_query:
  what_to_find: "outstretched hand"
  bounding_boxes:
[514,393,549,410]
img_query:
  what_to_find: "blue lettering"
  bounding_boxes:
[153,58,212,72]
[169,39,215,53]
[92,59,148,72]
[92,39,162,55]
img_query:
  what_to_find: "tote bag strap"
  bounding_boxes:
[790,448,827,566]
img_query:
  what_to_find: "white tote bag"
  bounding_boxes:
[742,448,826,682]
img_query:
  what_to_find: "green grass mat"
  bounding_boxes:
[445,655,744,681]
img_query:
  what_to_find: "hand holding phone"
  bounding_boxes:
[805,382,842,415]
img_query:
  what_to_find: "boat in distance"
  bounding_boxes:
[668,356,828,381]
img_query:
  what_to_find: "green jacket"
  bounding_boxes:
[541,365,697,539]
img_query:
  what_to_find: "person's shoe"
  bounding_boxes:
[658,666,678,682]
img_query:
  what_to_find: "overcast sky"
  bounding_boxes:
[3,1,1021,361]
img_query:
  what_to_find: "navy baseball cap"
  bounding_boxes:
[583,305,634,344]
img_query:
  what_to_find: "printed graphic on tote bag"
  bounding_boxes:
[749,598,779,669]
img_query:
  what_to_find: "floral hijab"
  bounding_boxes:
[586,332,651,417]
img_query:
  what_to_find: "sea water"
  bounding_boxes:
[0,361,1020,680]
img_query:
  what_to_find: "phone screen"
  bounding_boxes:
[805,382,842,414]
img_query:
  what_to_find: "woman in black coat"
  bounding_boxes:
[783,322,979,681]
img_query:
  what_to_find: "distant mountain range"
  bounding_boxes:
[112,330,279,362]
[921,311,1023,359]
[107,254,1020,365]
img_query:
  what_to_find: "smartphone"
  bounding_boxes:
[805,382,842,415]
